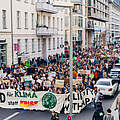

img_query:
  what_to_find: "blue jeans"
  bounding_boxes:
[119,109,120,120]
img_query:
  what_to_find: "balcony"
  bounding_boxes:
[88,13,108,22]
[36,26,57,36]
[36,2,57,14]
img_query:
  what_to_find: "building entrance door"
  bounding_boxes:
[42,38,46,58]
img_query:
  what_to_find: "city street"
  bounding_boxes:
[0,92,119,120]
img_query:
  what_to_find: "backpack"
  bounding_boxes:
[97,110,104,120]
[99,93,104,100]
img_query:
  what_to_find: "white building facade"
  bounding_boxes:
[109,0,120,44]
[0,0,12,67]
[0,0,65,66]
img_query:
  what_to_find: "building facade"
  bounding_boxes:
[109,0,120,44]
[86,0,109,48]
[0,0,12,67]
[63,0,86,55]
[0,0,65,66]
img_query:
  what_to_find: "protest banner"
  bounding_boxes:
[0,88,95,113]
[0,89,65,113]
[64,88,95,113]
[56,80,64,88]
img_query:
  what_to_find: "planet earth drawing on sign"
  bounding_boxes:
[42,92,57,109]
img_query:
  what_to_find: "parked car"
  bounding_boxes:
[94,78,118,96]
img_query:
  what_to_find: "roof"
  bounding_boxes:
[111,69,120,71]
[115,63,120,66]
[98,78,112,81]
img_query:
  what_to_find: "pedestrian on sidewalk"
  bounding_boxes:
[103,108,114,120]
[115,94,120,120]
[92,104,105,120]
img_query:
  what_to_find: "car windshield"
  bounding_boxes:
[115,65,120,69]
[110,71,120,74]
[97,81,111,86]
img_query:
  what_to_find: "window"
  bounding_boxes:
[57,38,59,49]
[57,17,59,31]
[48,16,51,27]
[31,13,34,29]
[53,38,55,50]
[31,0,34,4]
[43,16,46,25]
[24,0,28,3]
[17,11,20,29]
[25,39,28,53]
[61,18,63,31]
[78,17,83,28]
[38,39,40,52]
[61,37,63,47]
[32,39,34,52]
[53,17,55,28]
[2,10,7,29]
[48,38,51,50]
[17,39,20,53]
[25,12,28,29]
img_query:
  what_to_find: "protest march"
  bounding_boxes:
[0,47,120,113]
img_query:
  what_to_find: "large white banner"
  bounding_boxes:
[0,88,95,113]
[64,88,95,113]
[0,89,65,113]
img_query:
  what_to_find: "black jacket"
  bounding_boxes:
[92,107,104,120]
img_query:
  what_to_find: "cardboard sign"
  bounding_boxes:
[24,76,33,82]
[73,79,82,85]
[43,81,51,87]
[0,73,7,78]
[78,70,90,75]
[56,80,64,88]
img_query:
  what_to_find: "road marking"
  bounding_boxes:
[3,112,19,120]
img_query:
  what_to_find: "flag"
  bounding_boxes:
[61,52,63,63]
[26,59,30,68]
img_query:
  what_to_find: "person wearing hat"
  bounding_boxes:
[103,108,114,120]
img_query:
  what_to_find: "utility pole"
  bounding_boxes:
[69,7,73,117]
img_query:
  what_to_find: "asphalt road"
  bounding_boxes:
[0,92,119,120]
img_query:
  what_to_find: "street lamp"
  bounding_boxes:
[52,1,74,117]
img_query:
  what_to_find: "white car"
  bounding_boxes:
[94,78,118,96]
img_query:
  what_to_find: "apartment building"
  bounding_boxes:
[63,0,86,53]
[86,0,109,48]
[109,0,120,44]
[0,0,65,66]
[0,0,12,67]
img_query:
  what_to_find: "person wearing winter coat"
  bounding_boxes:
[92,104,105,120]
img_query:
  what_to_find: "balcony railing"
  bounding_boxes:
[36,2,57,14]
[36,26,57,36]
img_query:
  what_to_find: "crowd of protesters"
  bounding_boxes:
[0,47,120,94]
